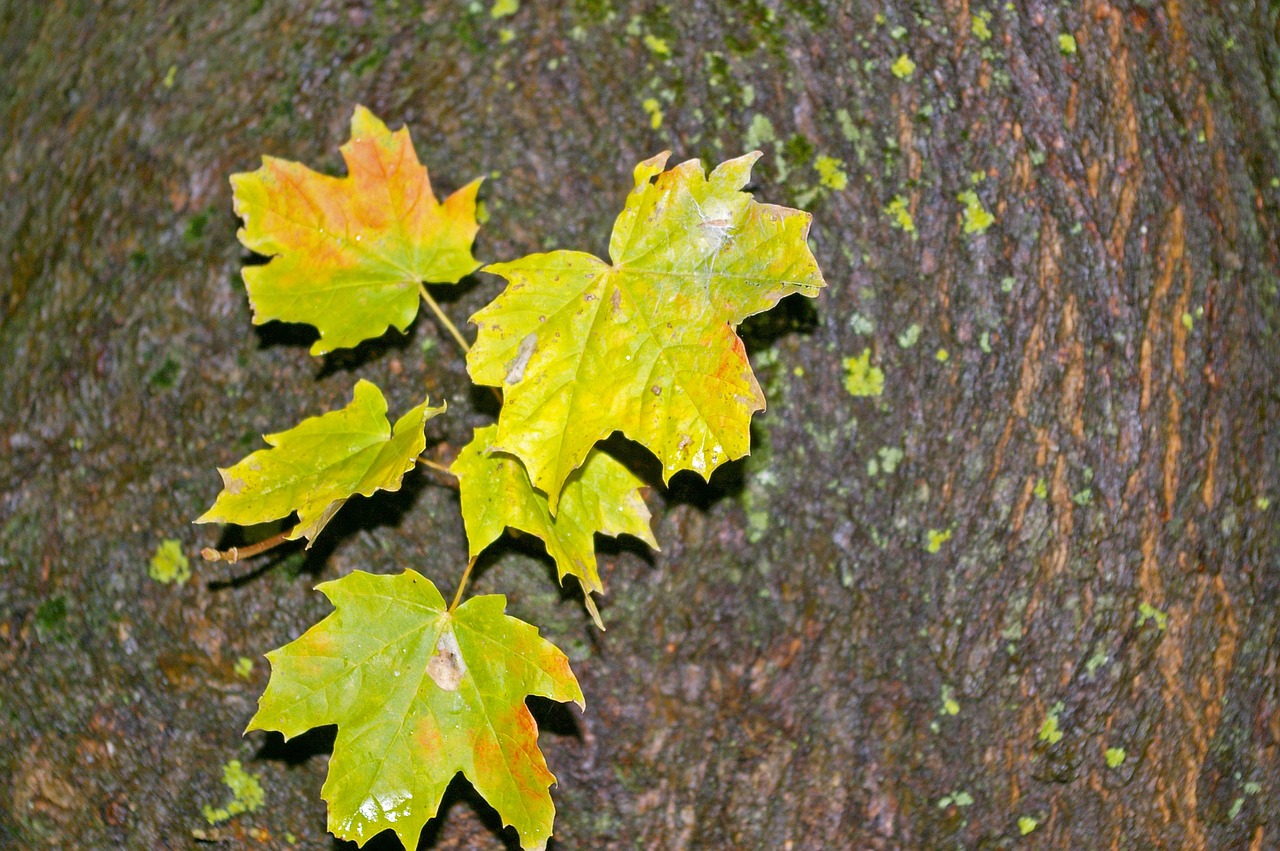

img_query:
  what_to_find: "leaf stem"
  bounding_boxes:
[201,529,293,563]
[416,457,454,475]
[449,556,479,612]
[418,282,471,355]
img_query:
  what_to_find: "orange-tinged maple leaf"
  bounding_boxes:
[231,106,481,355]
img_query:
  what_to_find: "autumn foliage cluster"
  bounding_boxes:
[196,106,824,848]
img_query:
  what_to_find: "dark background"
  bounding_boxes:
[3,1,1279,848]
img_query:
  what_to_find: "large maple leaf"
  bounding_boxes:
[231,105,481,355]
[451,425,657,619]
[247,570,583,851]
[197,380,443,543]
[467,152,825,510]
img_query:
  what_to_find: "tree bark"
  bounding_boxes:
[2,1,1277,848]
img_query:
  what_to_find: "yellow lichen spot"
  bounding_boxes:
[149,539,190,585]
[891,54,916,80]
[1058,33,1077,55]
[941,685,960,715]
[1018,816,1039,835]
[793,366,805,377]
[1105,746,1126,768]
[1257,496,1271,510]
[1181,312,1193,331]
[935,348,949,362]
[234,657,254,678]
[958,190,994,234]
[490,0,518,18]
[885,195,915,233]
[644,34,670,56]
[1138,601,1168,631]
[642,98,664,130]
[1038,713,1063,744]
[972,12,992,42]
[1033,477,1048,499]
[498,27,515,43]
[202,760,265,825]
[925,527,952,553]
[814,155,848,191]
[162,65,177,88]
[843,348,884,397]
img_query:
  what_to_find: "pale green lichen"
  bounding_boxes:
[1071,487,1093,506]
[1138,601,1168,631]
[836,108,858,142]
[891,54,916,80]
[843,349,884,397]
[1018,816,1039,835]
[938,790,973,808]
[958,190,995,234]
[1033,477,1047,499]
[849,313,875,335]
[202,760,265,825]
[979,331,991,353]
[897,323,921,348]
[925,527,952,553]
[745,114,776,151]
[149,539,190,585]
[234,657,254,678]
[1058,33,1077,54]
[814,155,848,190]
[1257,496,1272,510]
[1105,746,1126,768]
[884,195,915,233]
[878,446,904,474]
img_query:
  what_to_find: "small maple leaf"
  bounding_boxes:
[231,105,482,354]
[247,570,583,850]
[451,425,657,624]
[196,380,442,543]
[467,152,825,510]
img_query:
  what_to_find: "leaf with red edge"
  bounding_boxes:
[231,105,481,354]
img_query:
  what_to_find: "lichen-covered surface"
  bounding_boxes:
[3,1,1279,848]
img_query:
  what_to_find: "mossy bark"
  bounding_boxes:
[2,1,1278,848]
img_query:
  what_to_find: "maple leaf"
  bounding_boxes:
[247,569,583,851]
[197,380,442,543]
[451,425,657,621]
[231,105,482,355]
[467,151,825,509]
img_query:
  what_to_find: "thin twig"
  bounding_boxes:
[201,529,294,563]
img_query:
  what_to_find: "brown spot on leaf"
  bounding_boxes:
[426,629,466,691]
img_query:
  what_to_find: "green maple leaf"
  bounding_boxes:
[231,105,482,355]
[197,380,442,543]
[451,425,657,622]
[247,569,583,850]
[467,151,825,509]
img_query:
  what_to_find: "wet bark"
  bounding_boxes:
[2,1,1279,848]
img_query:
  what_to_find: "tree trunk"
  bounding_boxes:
[2,1,1277,848]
